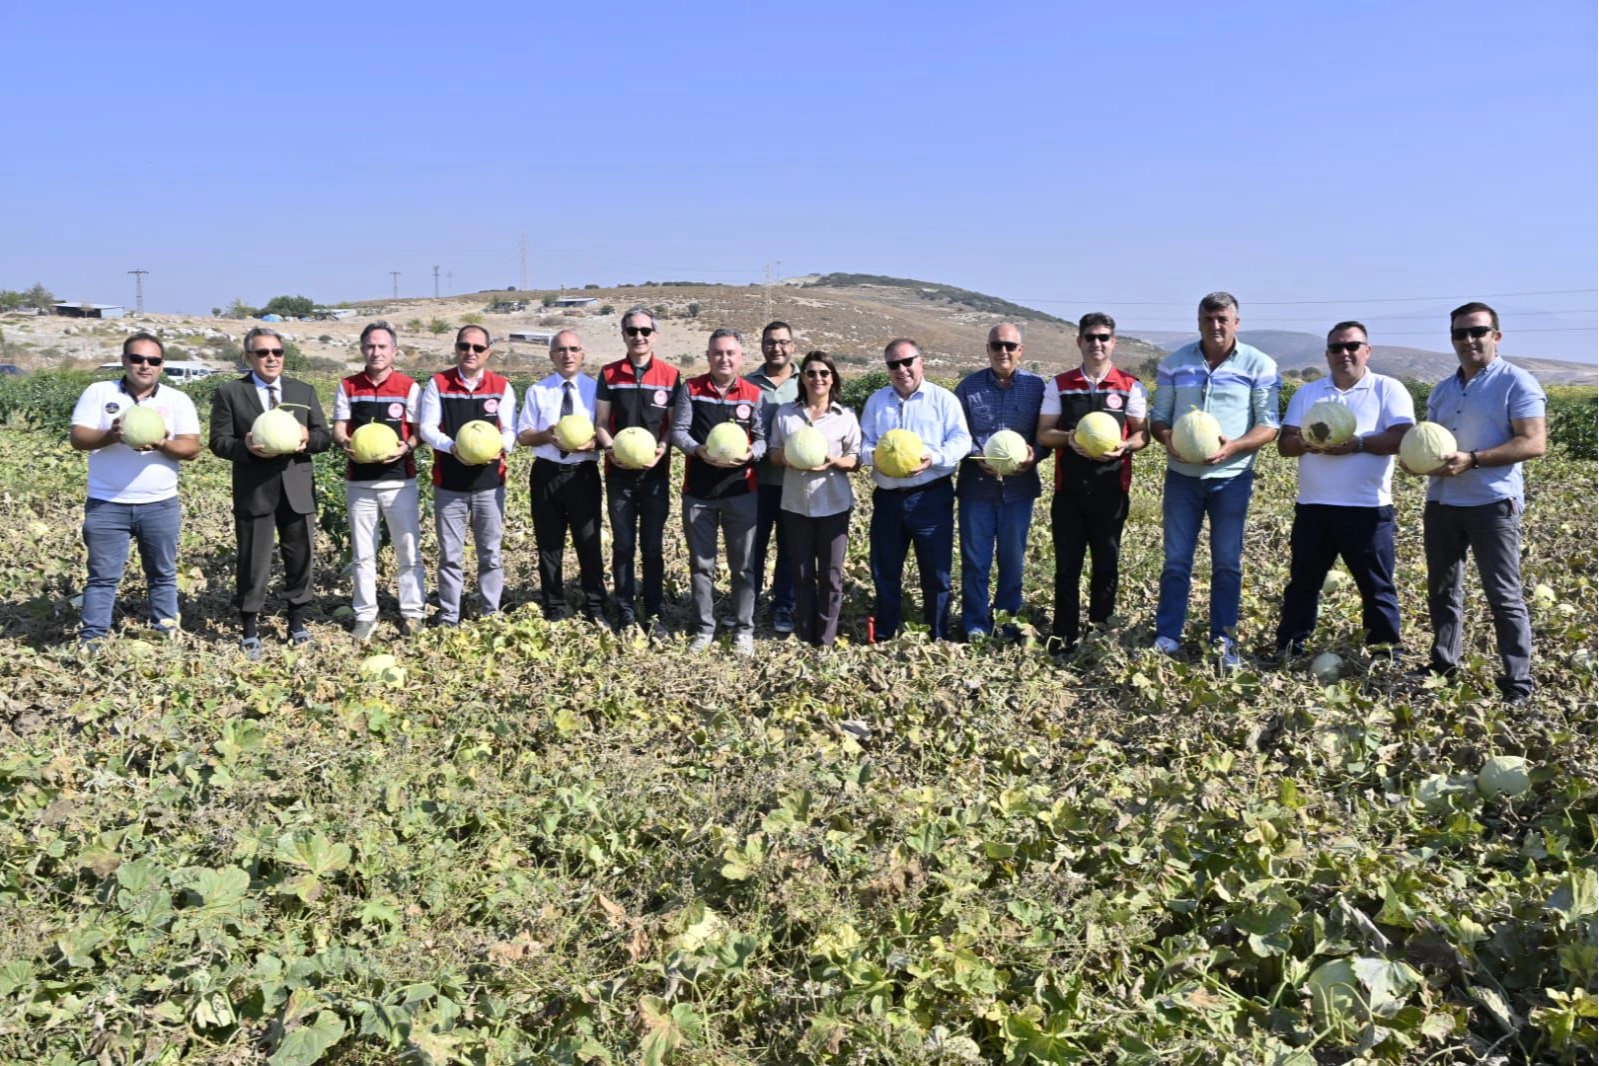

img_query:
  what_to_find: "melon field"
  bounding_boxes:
[0,373,1594,1064]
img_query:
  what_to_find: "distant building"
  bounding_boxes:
[313,308,357,321]
[54,303,126,319]
[508,329,555,344]
[552,297,597,308]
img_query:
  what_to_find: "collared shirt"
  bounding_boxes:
[251,373,284,412]
[1150,340,1281,479]
[769,400,862,517]
[954,366,1046,503]
[515,372,600,465]
[669,374,768,499]
[746,366,801,487]
[1426,357,1546,507]
[71,379,200,503]
[860,380,972,490]
[1284,372,1414,507]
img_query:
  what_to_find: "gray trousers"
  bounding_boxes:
[683,492,758,638]
[435,486,505,623]
[1423,499,1533,697]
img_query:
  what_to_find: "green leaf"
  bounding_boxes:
[269,1009,347,1066]
[178,865,252,911]
[275,832,352,876]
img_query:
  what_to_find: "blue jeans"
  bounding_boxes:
[1156,468,1254,644]
[958,495,1034,635]
[870,477,955,640]
[81,496,181,640]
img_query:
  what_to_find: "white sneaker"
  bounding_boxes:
[689,634,714,653]
[734,633,755,657]
[1153,636,1180,656]
[1215,637,1242,671]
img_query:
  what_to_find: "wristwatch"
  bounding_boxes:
[1469,451,1480,469]
[1353,436,1364,453]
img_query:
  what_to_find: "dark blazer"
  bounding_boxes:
[209,375,332,517]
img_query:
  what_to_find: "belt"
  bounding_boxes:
[875,474,952,496]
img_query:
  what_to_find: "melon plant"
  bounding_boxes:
[454,420,503,465]
[783,425,829,471]
[1074,411,1121,458]
[251,407,304,456]
[611,426,657,469]
[350,423,400,463]
[874,428,925,478]
[119,406,167,449]
[1399,421,1457,474]
[1477,755,1531,799]
[983,429,1029,476]
[1304,400,1357,447]
[554,413,595,451]
[1171,409,1223,463]
[705,422,750,463]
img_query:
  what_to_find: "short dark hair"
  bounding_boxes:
[1198,291,1239,315]
[1078,312,1116,334]
[708,327,744,347]
[455,324,491,346]
[1450,301,1500,331]
[884,337,919,361]
[122,331,165,357]
[1327,320,1368,343]
[799,350,842,407]
[762,320,793,342]
[361,321,398,348]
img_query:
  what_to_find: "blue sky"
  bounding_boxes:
[3,0,1594,361]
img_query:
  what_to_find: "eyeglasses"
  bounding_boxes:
[552,345,583,354]
[764,338,795,347]
[803,368,833,379]
[1327,341,1367,354]
[1450,325,1493,341]
[988,341,1020,353]
[248,348,284,358]
[126,354,164,366]
[1081,333,1114,344]
[624,326,655,337]
[886,355,918,370]
[455,342,489,354]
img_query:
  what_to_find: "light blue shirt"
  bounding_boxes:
[861,380,972,489]
[1151,341,1281,479]
[1426,357,1545,507]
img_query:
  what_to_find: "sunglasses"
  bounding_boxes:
[624,326,655,337]
[455,342,489,354]
[1081,333,1114,344]
[988,341,1020,353]
[803,368,833,379]
[126,354,164,366]
[1450,325,1494,341]
[249,347,284,358]
[886,355,918,370]
[1327,341,1366,354]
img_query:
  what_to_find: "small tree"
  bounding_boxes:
[541,295,558,308]
[406,318,425,332]
[686,302,701,319]
[227,297,260,319]
[428,318,450,335]
[461,312,484,326]
[262,295,316,318]
[599,304,615,316]
[24,283,56,310]
[283,340,308,372]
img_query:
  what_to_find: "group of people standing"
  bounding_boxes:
[69,294,1547,700]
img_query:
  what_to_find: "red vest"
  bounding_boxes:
[341,370,416,481]
[598,357,680,480]
[1051,365,1142,493]
[429,367,510,491]
[682,374,762,499]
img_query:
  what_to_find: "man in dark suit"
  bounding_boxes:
[208,328,331,658]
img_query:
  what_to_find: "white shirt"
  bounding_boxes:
[417,371,517,457]
[1284,372,1415,506]
[71,380,200,503]
[515,372,599,464]
[251,373,285,412]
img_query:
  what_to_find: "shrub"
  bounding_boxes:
[428,318,450,335]
[406,318,425,332]
[461,313,484,326]
[599,304,615,316]
[262,295,315,318]
[1547,388,1597,460]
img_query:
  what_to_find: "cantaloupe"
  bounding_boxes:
[784,425,829,471]
[705,421,750,463]
[1074,411,1121,459]
[983,430,1029,476]
[1477,756,1531,799]
[120,406,167,449]
[874,428,924,478]
[1171,409,1223,464]
[611,426,657,469]
[1304,400,1357,447]
[350,423,400,463]
[454,420,503,465]
[251,407,304,456]
[554,413,595,451]
[1400,422,1457,475]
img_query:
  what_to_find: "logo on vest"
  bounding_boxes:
[735,403,752,421]
[483,399,499,415]
[653,389,669,407]
[388,402,404,419]
[1105,394,1124,411]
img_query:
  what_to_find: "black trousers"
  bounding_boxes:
[1276,503,1401,650]
[234,492,315,616]
[1050,489,1128,645]
[606,470,670,621]
[530,459,606,619]
[785,508,851,647]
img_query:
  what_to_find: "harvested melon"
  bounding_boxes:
[1304,400,1357,447]
[705,421,750,463]
[611,426,658,469]
[454,420,503,465]
[1074,411,1121,459]
[120,406,167,449]
[251,407,303,456]
[784,425,829,470]
[1171,409,1223,464]
[1399,422,1457,475]
[350,423,400,463]
[983,430,1029,476]
[874,428,925,478]
[554,413,595,451]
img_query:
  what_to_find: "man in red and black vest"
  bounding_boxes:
[331,321,425,641]
[1035,313,1150,651]
[594,308,681,634]
[669,328,767,655]
[417,325,517,626]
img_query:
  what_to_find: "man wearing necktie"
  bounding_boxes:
[515,330,606,622]
[208,327,332,658]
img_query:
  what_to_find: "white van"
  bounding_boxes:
[96,360,218,385]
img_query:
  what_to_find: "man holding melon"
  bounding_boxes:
[1035,313,1149,652]
[1412,302,1546,703]
[332,321,425,641]
[1273,321,1414,658]
[208,327,332,657]
[670,328,767,654]
[1148,293,1280,669]
[515,330,606,624]
[70,332,203,646]
[417,325,517,627]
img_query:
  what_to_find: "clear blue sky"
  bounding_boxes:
[3,0,1594,361]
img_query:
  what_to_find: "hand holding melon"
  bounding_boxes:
[249,406,308,457]
[119,406,169,451]
[1072,411,1123,460]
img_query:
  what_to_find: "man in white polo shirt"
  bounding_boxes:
[515,330,606,623]
[69,332,202,645]
[1273,321,1414,656]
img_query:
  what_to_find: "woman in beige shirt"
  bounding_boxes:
[768,351,862,646]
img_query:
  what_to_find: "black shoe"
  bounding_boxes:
[1407,662,1457,679]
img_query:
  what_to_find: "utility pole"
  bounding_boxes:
[446,271,453,292]
[389,271,401,299]
[128,268,148,314]
[763,262,783,322]
[520,234,529,292]
[433,266,441,299]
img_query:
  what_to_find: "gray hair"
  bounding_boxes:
[621,306,658,331]
[1198,292,1239,315]
[242,327,284,353]
[708,327,744,347]
[360,320,398,348]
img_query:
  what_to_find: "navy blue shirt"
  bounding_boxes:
[954,367,1046,503]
